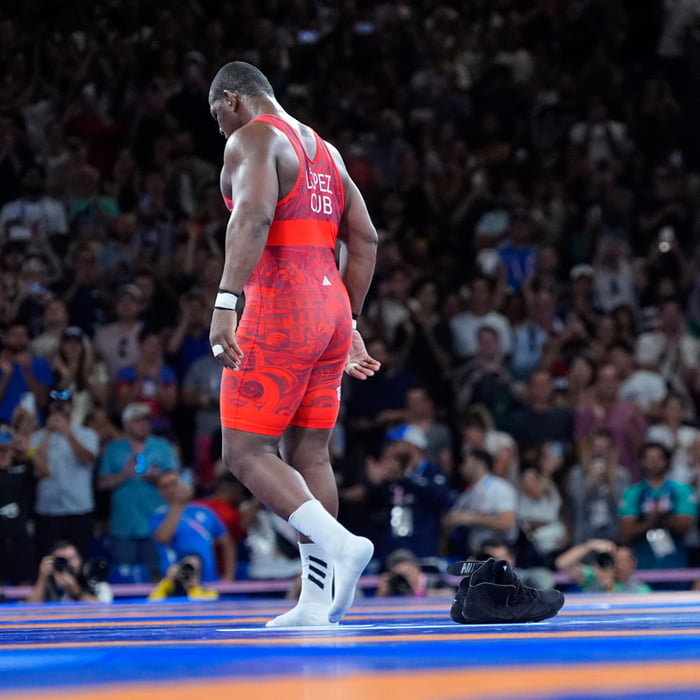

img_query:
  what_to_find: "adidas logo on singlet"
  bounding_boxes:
[322,276,331,286]
[307,555,329,590]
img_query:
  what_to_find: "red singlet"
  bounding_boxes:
[220,115,351,436]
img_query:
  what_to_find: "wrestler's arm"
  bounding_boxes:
[210,125,279,370]
[328,144,381,380]
[330,146,379,316]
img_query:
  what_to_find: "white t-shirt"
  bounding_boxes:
[451,474,518,553]
[0,197,68,236]
[647,423,699,482]
[618,370,668,411]
[517,482,565,554]
[450,311,513,360]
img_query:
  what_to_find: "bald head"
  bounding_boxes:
[209,61,274,102]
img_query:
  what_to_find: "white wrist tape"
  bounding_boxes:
[351,319,358,330]
[214,291,239,310]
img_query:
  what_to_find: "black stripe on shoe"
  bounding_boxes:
[309,556,327,568]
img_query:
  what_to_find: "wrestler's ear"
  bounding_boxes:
[222,90,240,112]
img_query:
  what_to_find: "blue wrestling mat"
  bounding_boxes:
[1,592,699,699]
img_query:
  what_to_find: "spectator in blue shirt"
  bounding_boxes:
[150,470,235,582]
[0,321,53,422]
[97,401,179,579]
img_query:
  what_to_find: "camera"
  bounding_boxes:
[176,561,196,584]
[53,556,72,574]
[386,572,413,596]
[594,551,615,569]
[53,556,109,587]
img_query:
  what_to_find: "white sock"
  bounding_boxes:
[266,543,335,628]
[287,499,374,624]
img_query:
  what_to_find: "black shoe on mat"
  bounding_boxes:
[447,560,485,624]
[455,558,564,624]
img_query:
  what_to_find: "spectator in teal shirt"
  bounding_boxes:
[619,442,697,584]
[97,402,179,579]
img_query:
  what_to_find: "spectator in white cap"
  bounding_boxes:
[97,401,180,580]
[363,422,452,561]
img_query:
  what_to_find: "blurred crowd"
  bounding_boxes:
[1,0,700,599]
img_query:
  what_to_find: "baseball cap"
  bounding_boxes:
[122,402,151,422]
[385,423,428,450]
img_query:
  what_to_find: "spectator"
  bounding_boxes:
[458,405,519,486]
[619,442,697,580]
[450,275,512,362]
[391,277,454,406]
[165,288,212,383]
[516,441,570,569]
[0,164,68,242]
[635,298,700,421]
[30,388,100,562]
[364,423,452,560]
[647,392,700,481]
[147,554,218,602]
[556,353,596,411]
[93,283,144,379]
[51,326,109,426]
[453,324,519,430]
[97,402,179,579]
[555,539,651,593]
[364,267,414,347]
[150,470,235,582]
[574,363,648,480]
[497,208,539,294]
[443,448,518,558]
[30,297,69,362]
[400,386,454,476]
[114,327,177,436]
[26,538,112,604]
[568,428,630,545]
[0,320,53,422]
[609,339,668,422]
[510,282,562,380]
[375,548,453,598]
[196,473,248,578]
[61,244,107,336]
[180,350,222,485]
[591,234,637,315]
[344,336,418,461]
[0,425,47,585]
[506,368,574,466]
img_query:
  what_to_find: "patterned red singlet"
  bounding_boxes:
[220,114,351,436]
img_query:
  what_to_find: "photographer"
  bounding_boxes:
[148,554,217,601]
[554,538,651,593]
[27,539,112,603]
[365,423,453,560]
[375,548,453,598]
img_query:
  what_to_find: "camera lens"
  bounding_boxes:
[53,556,70,573]
[595,551,615,569]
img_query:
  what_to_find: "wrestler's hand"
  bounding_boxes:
[210,308,243,370]
[345,329,381,380]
